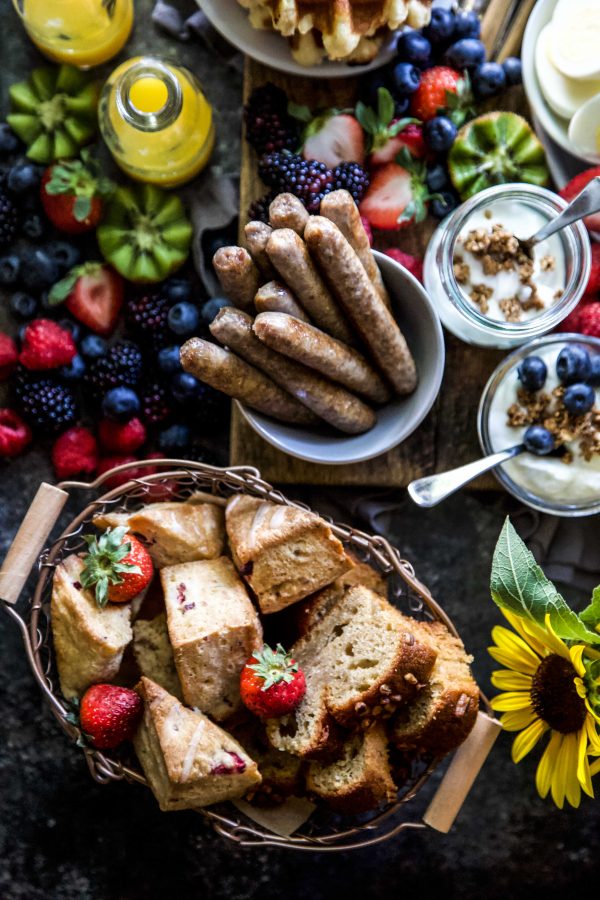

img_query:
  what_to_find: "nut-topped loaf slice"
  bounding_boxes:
[51,554,132,699]
[161,557,263,721]
[133,677,261,811]
[227,714,303,806]
[390,620,479,756]
[266,585,437,760]
[133,612,183,701]
[225,494,352,614]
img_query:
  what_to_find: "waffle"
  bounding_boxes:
[238,0,432,66]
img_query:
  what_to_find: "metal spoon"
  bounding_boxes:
[408,444,525,508]
[518,176,600,256]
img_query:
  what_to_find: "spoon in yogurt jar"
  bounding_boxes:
[517,175,600,257]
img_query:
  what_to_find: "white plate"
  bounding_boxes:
[197,0,397,79]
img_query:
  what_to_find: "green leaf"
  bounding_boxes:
[73,195,92,222]
[355,101,378,135]
[580,586,600,630]
[377,87,395,128]
[287,101,312,123]
[47,268,79,305]
[490,519,600,644]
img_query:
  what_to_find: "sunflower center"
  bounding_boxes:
[531,654,586,734]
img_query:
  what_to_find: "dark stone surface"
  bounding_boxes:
[1,3,599,898]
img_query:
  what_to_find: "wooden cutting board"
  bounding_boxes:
[230,57,526,486]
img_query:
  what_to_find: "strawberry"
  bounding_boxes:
[559,167,600,234]
[0,408,31,458]
[300,111,365,169]
[586,242,600,297]
[384,248,424,283]
[410,66,473,124]
[575,302,600,337]
[78,684,143,749]
[98,417,147,454]
[240,643,306,719]
[80,525,154,607]
[359,150,431,231]
[51,426,98,480]
[19,319,77,370]
[49,262,124,336]
[40,151,114,234]
[356,87,424,166]
[0,333,18,380]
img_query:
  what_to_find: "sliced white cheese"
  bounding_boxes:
[550,0,600,81]
[536,23,600,119]
[568,93,600,161]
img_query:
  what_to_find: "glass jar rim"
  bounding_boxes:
[115,57,183,132]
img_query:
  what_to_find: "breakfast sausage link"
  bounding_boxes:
[180,338,316,425]
[319,190,391,309]
[212,246,260,312]
[254,281,311,322]
[304,217,417,396]
[269,193,309,235]
[210,307,376,434]
[266,228,356,345]
[253,311,392,405]
[244,221,277,280]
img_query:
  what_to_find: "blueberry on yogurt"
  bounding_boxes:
[517,355,547,392]
[523,425,555,455]
[556,345,592,385]
[563,383,595,416]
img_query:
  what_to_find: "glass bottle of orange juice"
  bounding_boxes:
[98,56,215,188]
[12,0,133,68]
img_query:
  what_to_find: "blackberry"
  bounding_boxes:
[126,291,172,352]
[141,381,171,425]
[244,83,299,156]
[85,341,143,401]
[258,152,334,213]
[247,191,277,224]
[14,372,78,433]
[332,162,370,204]
[0,189,18,248]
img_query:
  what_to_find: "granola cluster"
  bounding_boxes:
[454,222,558,322]
[507,386,600,464]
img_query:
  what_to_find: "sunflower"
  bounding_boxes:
[489,609,600,809]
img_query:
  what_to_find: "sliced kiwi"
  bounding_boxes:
[448,112,550,200]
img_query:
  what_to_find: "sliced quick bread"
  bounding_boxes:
[133,677,261,811]
[225,494,352,614]
[51,554,132,699]
[228,714,303,806]
[133,612,183,700]
[265,586,437,760]
[306,723,396,814]
[390,620,479,756]
[161,557,263,721]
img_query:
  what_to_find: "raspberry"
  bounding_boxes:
[141,381,171,425]
[0,190,18,248]
[0,333,18,380]
[19,319,77,370]
[575,303,600,337]
[244,83,299,156]
[14,372,79,432]
[384,248,424,283]
[126,291,173,352]
[85,341,143,401]
[258,152,334,213]
[247,191,277,224]
[332,162,370,204]
[97,455,159,489]
[51,426,98,480]
[0,408,31,458]
[398,123,426,159]
[98,417,147,454]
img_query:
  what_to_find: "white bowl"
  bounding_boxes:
[238,251,445,465]
[197,0,397,78]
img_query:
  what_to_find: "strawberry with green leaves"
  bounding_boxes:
[49,262,124,336]
[356,88,423,166]
[240,643,306,719]
[40,149,114,234]
[359,148,434,231]
[80,525,153,607]
[410,66,475,126]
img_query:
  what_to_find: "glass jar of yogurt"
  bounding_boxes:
[424,184,591,348]
[478,334,600,516]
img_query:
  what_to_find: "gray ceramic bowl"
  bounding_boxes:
[238,250,445,465]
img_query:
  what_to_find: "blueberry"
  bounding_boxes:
[168,301,200,336]
[394,96,411,116]
[424,116,457,153]
[0,123,20,156]
[60,354,86,381]
[171,372,203,404]
[423,8,456,45]
[396,31,431,68]
[517,356,547,392]
[502,57,523,86]
[524,425,555,455]
[9,291,37,320]
[102,386,141,422]
[563,383,595,416]
[0,254,21,285]
[163,277,192,304]
[59,318,81,343]
[473,62,507,98]
[45,240,81,273]
[21,212,46,240]
[588,355,600,387]
[453,11,481,40]
[158,344,183,375]
[158,423,192,453]
[80,334,108,359]
[200,297,230,327]
[445,38,486,70]
[556,345,592,385]
[360,72,390,109]
[39,290,55,313]
[426,163,450,193]
[392,62,421,95]
[7,161,41,195]
[19,247,60,291]
[430,190,460,220]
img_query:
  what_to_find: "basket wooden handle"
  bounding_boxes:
[423,711,502,833]
[0,482,68,605]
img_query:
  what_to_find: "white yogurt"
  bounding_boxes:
[455,199,566,323]
[488,346,600,504]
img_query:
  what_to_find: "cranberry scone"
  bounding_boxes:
[132,612,183,701]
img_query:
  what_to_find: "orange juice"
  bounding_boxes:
[99,56,215,188]
[14,0,133,68]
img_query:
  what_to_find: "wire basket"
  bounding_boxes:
[0,459,500,851]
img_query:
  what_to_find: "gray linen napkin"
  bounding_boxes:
[152,1,243,70]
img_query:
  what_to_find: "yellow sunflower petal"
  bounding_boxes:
[574,677,587,700]
[499,708,537,732]
[511,718,548,763]
[540,614,572,660]
[500,610,549,657]
[491,692,533,712]
[550,734,568,809]
[564,733,582,809]
[536,731,561,799]
[488,645,539,676]
[490,670,533,691]
[491,626,542,670]
[569,645,586,677]
[589,758,600,777]
[577,727,594,798]
[585,714,600,754]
